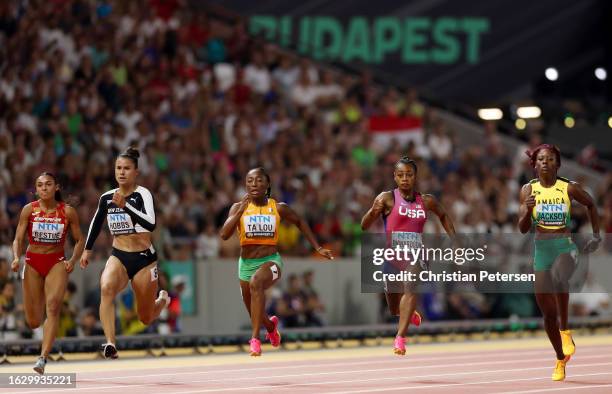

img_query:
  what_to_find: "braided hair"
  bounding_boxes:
[394,156,418,173]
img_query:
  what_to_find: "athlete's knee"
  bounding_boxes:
[101,282,116,298]
[540,305,558,322]
[46,298,62,316]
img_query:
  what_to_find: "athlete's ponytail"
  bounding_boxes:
[119,146,140,168]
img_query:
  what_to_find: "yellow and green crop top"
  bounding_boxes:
[239,198,280,246]
[530,177,571,230]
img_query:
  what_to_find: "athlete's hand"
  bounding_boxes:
[583,236,601,254]
[10,258,19,272]
[112,192,126,208]
[80,250,91,269]
[64,258,75,273]
[372,196,386,215]
[237,193,250,211]
[316,247,334,260]
[524,194,536,210]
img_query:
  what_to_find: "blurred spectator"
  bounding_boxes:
[58,281,79,337]
[167,274,186,333]
[277,274,304,327]
[300,271,325,326]
[570,274,610,317]
[0,257,10,290]
[118,287,148,335]
[0,281,20,340]
[195,222,220,259]
[77,308,104,337]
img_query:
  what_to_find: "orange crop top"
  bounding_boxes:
[238,198,280,246]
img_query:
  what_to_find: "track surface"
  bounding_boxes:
[3,334,612,393]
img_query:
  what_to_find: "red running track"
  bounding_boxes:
[4,335,612,394]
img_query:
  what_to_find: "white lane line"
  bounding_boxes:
[76,346,607,381]
[495,383,612,394]
[319,372,612,394]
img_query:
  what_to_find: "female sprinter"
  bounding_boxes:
[11,173,85,374]
[361,157,456,355]
[80,147,169,359]
[220,167,333,356]
[518,144,600,381]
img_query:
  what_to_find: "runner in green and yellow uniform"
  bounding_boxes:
[518,144,601,381]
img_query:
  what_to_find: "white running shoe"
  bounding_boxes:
[33,356,46,374]
[157,290,171,308]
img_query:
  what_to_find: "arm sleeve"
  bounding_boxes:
[84,195,108,250]
[124,188,156,231]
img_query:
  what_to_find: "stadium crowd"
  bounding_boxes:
[0,0,610,338]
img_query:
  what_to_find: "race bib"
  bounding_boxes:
[535,203,568,226]
[31,221,65,244]
[243,214,276,238]
[391,231,422,248]
[107,210,134,235]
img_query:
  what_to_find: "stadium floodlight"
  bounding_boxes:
[545,67,558,81]
[595,67,607,81]
[608,117,612,128]
[478,108,503,120]
[516,106,541,119]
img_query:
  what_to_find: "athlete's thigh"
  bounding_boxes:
[552,253,576,285]
[251,262,281,289]
[23,264,45,322]
[44,262,68,311]
[101,256,129,295]
[131,261,159,311]
[534,270,555,294]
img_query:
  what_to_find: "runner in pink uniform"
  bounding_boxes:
[361,157,456,355]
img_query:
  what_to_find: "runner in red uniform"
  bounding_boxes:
[11,172,85,374]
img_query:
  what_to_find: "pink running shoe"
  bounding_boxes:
[249,338,261,357]
[411,311,422,327]
[265,316,281,347]
[393,335,406,355]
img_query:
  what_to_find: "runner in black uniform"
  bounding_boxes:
[81,147,169,359]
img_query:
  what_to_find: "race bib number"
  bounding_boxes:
[32,221,65,244]
[535,203,568,226]
[150,266,158,282]
[243,214,276,238]
[107,210,134,235]
[391,231,422,248]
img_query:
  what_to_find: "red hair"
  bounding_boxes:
[525,144,561,169]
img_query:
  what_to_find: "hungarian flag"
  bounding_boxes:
[368,116,423,148]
